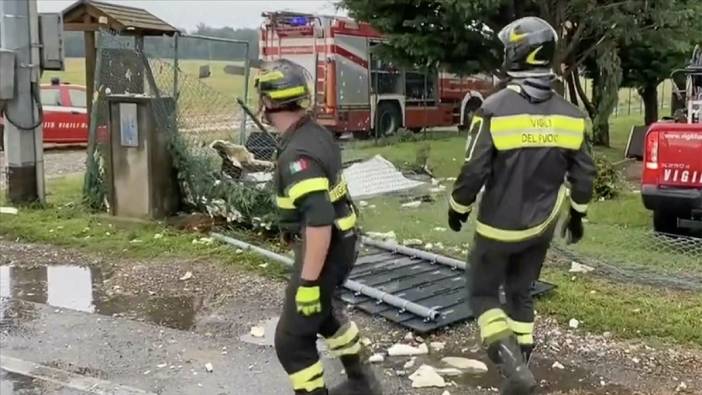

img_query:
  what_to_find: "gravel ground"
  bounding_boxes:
[0,149,86,188]
[1,238,701,394]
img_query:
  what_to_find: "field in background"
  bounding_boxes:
[43,57,254,103]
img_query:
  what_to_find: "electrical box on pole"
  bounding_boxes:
[39,13,64,71]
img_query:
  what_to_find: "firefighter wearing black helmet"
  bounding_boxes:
[447,17,596,395]
[255,59,381,395]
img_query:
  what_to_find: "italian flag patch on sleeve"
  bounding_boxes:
[289,158,309,174]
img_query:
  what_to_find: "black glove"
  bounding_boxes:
[561,208,585,245]
[448,208,470,232]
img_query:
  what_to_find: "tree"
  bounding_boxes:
[619,1,702,125]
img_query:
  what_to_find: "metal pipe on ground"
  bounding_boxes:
[210,232,440,321]
[361,237,466,270]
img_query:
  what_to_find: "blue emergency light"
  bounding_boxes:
[289,16,309,26]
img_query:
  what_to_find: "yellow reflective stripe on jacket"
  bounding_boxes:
[276,196,295,209]
[570,199,588,214]
[516,333,534,345]
[490,114,585,151]
[287,177,330,202]
[268,85,307,100]
[289,361,324,392]
[449,196,472,214]
[329,179,348,202]
[476,186,566,242]
[335,209,357,231]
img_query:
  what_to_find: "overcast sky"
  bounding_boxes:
[38,0,346,31]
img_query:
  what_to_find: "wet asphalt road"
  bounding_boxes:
[0,299,329,395]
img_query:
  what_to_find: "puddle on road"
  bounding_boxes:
[0,264,199,331]
[0,369,87,395]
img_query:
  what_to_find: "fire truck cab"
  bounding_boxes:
[260,12,493,137]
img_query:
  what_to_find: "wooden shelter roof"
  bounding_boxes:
[62,0,178,35]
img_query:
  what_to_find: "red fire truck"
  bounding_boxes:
[259,12,494,137]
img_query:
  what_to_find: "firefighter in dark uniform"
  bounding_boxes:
[255,59,382,395]
[447,17,596,395]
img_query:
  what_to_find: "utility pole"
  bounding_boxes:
[1,0,45,203]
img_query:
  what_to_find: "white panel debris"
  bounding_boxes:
[343,155,426,199]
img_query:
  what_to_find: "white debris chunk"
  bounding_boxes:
[192,237,214,245]
[404,332,415,342]
[409,365,446,388]
[432,178,441,186]
[0,207,19,215]
[366,231,397,241]
[430,341,446,352]
[442,391,451,395]
[388,343,429,356]
[250,326,265,338]
[552,361,565,370]
[403,357,417,369]
[157,363,167,368]
[676,381,688,392]
[401,201,422,208]
[435,368,463,377]
[440,357,488,374]
[204,363,214,373]
[179,271,193,281]
[402,239,423,247]
[368,354,385,363]
[433,227,447,232]
[153,233,164,239]
[569,318,580,329]
[359,200,369,207]
[360,337,372,347]
[569,261,594,273]
[424,243,434,250]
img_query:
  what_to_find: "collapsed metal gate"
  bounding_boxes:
[212,234,555,333]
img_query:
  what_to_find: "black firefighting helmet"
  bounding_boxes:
[498,17,558,78]
[255,59,311,110]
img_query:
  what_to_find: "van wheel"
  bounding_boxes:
[653,210,679,234]
[375,102,401,138]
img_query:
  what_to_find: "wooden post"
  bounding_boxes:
[84,29,96,127]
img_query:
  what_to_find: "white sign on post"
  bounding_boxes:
[119,103,139,147]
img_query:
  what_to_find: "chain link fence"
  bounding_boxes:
[84,31,280,230]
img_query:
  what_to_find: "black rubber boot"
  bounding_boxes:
[328,355,382,395]
[487,336,537,395]
[521,344,534,366]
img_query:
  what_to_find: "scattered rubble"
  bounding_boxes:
[552,361,565,370]
[401,201,422,208]
[0,207,19,215]
[404,332,415,342]
[360,337,372,347]
[388,343,429,356]
[250,326,265,338]
[366,231,397,241]
[675,381,688,392]
[430,341,446,352]
[179,271,193,281]
[569,318,580,329]
[440,357,488,374]
[569,261,594,273]
[368,354,385,363]
[403,357,417,369]
[204,363,214,373]
[409,365,446,388]
[435,368,463,377]
[402,239,424,247]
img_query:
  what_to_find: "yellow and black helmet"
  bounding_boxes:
[498,17,558,78]
[255,59,311,109]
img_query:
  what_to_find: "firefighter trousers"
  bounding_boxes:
[467,226,555,348]
[275,231,361,394]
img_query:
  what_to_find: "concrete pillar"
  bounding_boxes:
[0,0,44,203]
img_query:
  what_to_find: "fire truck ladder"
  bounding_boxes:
[212,233,555,333]
[313,22,328,112]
